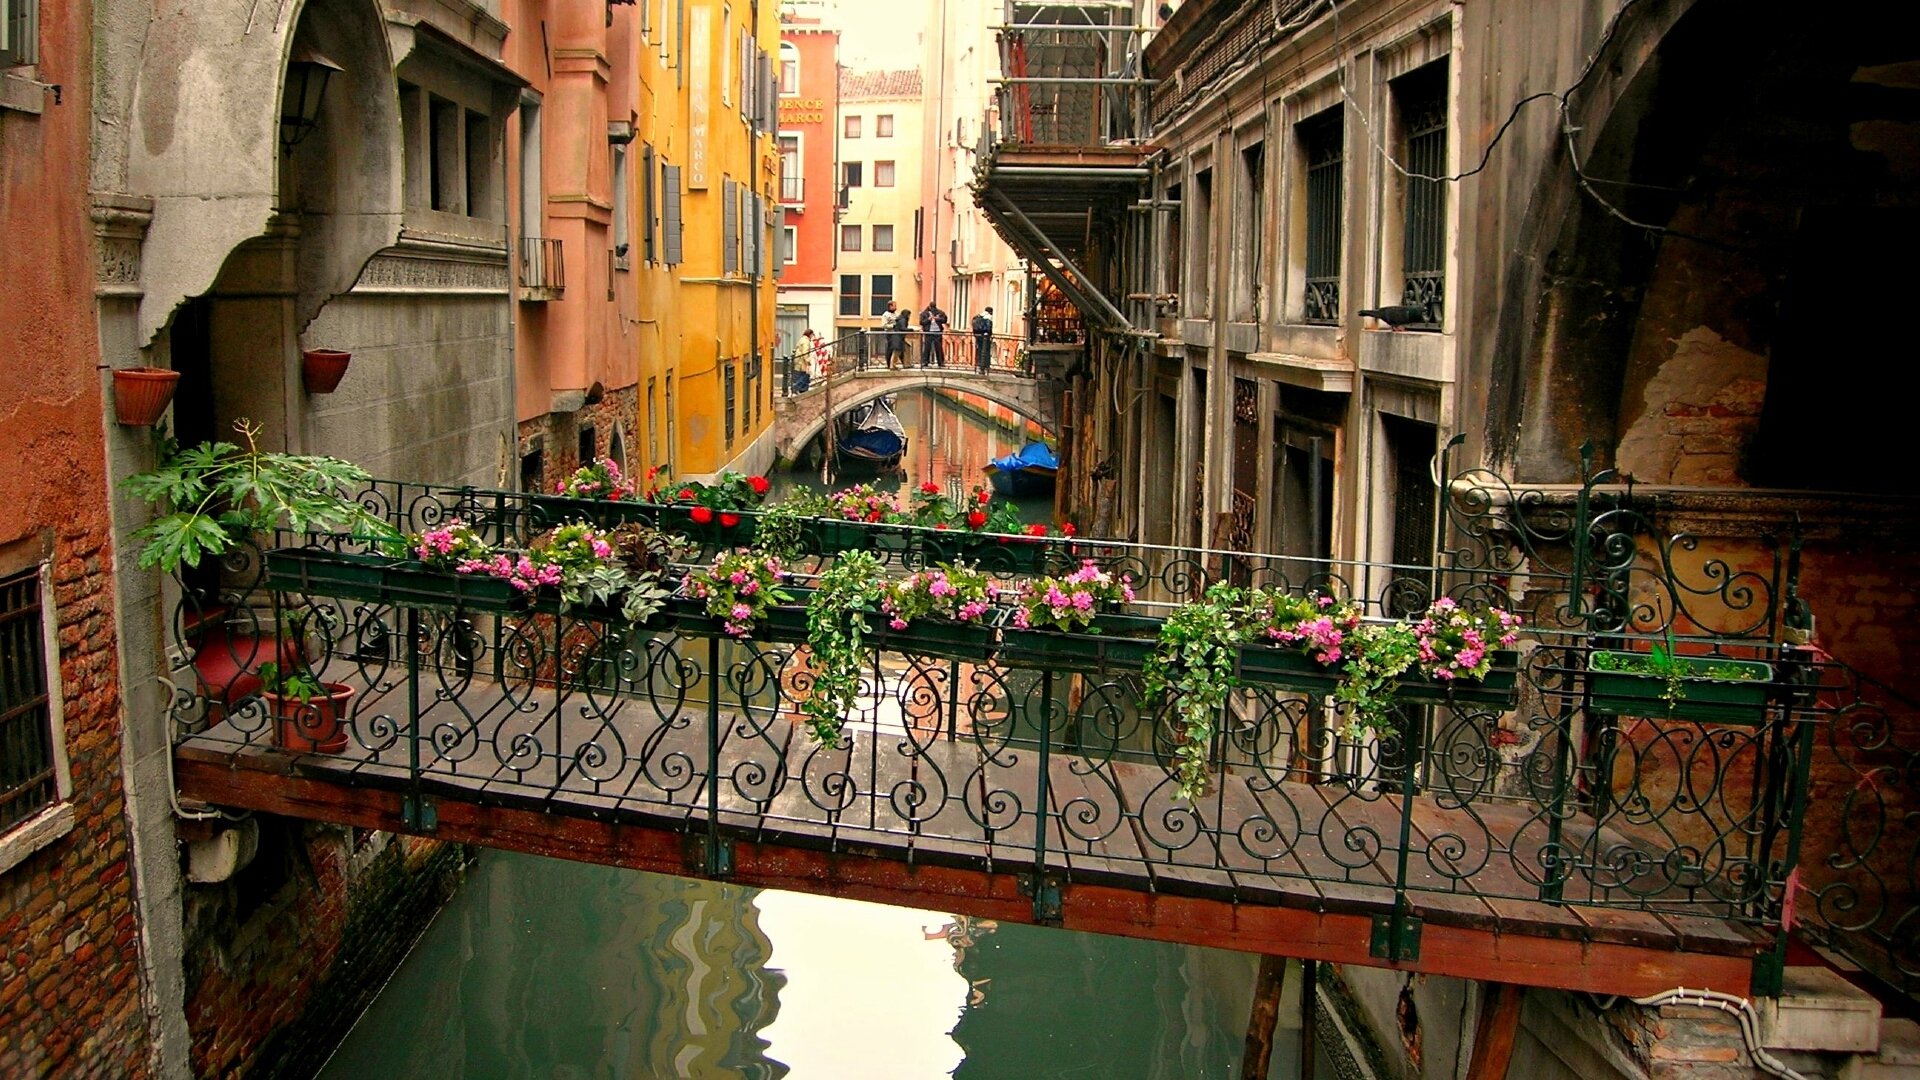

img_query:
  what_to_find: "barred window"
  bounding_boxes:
[1298,109,1343,325]
[1394,61,1448,330]
[724,362,738,447]
[1,568,57,833]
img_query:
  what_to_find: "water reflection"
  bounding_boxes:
[781,389,1054,524]
[317,852,1297,1079]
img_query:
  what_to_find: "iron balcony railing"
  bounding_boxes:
[775,330,1037,397]
[780,175,804,203]
[160,450,1917,997]
[518,236,564,296]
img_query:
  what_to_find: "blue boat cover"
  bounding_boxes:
[989,441,1058,474]
[841,426,905,457]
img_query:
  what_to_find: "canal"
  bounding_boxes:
[317,391,1311,1078]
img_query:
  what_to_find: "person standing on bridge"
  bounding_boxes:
[920,302,946,368]
[971,307,994,373]
[883,301,908,368]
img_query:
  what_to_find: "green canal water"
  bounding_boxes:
[316,393,1308,1078]
[316,851,1306,1079]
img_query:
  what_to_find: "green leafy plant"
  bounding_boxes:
[1332,622,1422,739]
[122,420,400,573]
[802,549,886,745]
[754,499,812,559]
[1244,589,1363,664]
[1142,582,1248,800]
[255,661,329,703]
[667,471,774,512]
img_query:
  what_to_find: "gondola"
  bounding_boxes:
[984,441,1058,498]
[835,398,908,470]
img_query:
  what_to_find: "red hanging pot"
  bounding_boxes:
[301,349,352,394]
[112,368,181,426]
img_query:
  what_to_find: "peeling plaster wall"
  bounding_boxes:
[1615,327,1767,486]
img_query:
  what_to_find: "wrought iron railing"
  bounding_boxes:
[780,175,804,203]
[159,447,1918,996]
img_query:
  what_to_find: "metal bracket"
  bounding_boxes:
[1370,910,1423,963]
[401,793,438,833]
[1018,872,1064,925]
[685,834,735,878]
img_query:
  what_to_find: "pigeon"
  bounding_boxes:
[1356,303,1431,331]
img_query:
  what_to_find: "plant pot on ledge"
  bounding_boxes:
[301,349,352,394]
[112,367,181,426]
[266,682,356,753]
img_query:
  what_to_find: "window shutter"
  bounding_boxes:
[723,179,738,274]
[759,52,774,132]
[663,164,683,265]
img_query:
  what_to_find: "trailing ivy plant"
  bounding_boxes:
[122,420,399,573]
[754,498,811,559]
[1332,622,1422,739]
[1142,582,1248,801]
[801,549,886,746]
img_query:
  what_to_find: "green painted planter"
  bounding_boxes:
[997,613,1160,674]
[1399,649,1523,708]
[919,533,1048,574]
[266,549,520,612]
[669,588,812,645]
[526,495,659,531]
[1237,643,1345,695]
[1587,651,1773,725]
[869,616,998,663]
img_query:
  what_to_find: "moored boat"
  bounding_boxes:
[984,441,1058,498]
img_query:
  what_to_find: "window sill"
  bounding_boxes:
[0,802,76,876]
[1,71,47,116]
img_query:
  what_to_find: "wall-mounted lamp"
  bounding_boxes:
[280,45,344,154]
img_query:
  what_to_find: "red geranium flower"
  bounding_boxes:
[977,489,993,505]
[920,481,940,495]
[934,522,950,530]
[967,510,988,529]
[866,509,884,522]
[678,487,696,502]
[690,506,714,524]
[1061,522,1076,537]
[747,475,771,496]
[720,512,741,527]
[1026,523,1048,537]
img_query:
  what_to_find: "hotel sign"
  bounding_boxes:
[779,97,826,124]
[689,7,711,189]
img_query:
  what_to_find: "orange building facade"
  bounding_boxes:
[775,21,841,354]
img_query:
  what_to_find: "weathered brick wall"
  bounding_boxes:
[517,388,645,496]
[0,525,152,1077]
[182,830,467,1080]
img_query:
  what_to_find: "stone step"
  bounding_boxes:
[1850,1019,1920,1080]
[1759,967,1883,1054]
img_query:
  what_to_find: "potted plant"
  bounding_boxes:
[256,660,354,753]
[680,549,797,639]
[1237,590,1364,694]
[1142,582,1248,800]
[872,561,1001,661]
[301,349,353,394]
[112,367,182,427]
[997,559,1150,674]
[659,472,774,544]
[1397,598,1524,707]
[121,419,399,573]
[801,549,887,745]
[529,457,658,531]
[1588,645,1772,725]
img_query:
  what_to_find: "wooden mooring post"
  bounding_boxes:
[1241,954,1290,1080]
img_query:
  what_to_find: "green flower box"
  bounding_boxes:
[668,588,813,644]
[869,616,999,662]
[997,613,1160,674]
[656,506,761,548]
[1399,649,1523,708]
[527,495,659,531]
[918,532,1048,574]
[1237,643,1345,694]
[266,549,522,613]
[1587,651,1773,725]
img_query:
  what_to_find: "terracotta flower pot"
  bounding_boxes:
[112,368,181,426]
[265,682,356,753]
[301,349,352,394]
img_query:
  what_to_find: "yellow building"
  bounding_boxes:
[833,70,925,340]
[509,0,780,491]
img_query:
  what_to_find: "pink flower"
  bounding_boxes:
[731,603,753,621]
[890,618,908,630]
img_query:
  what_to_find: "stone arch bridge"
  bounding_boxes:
[772,367,1056,462]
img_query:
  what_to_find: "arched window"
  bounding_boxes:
[608,424,628,474]
[779,43,800,96]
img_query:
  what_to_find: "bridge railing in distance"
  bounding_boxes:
[777,332,1035,397]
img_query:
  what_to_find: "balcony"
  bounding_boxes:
[780,175,804,205]
[518,236,564,301]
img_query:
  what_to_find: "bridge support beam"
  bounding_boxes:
[173,747,1764,1001]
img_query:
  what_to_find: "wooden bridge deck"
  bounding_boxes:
[173,674,1764,998]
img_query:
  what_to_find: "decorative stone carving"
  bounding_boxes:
[91,193,154,298]
[354,252,510,294]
